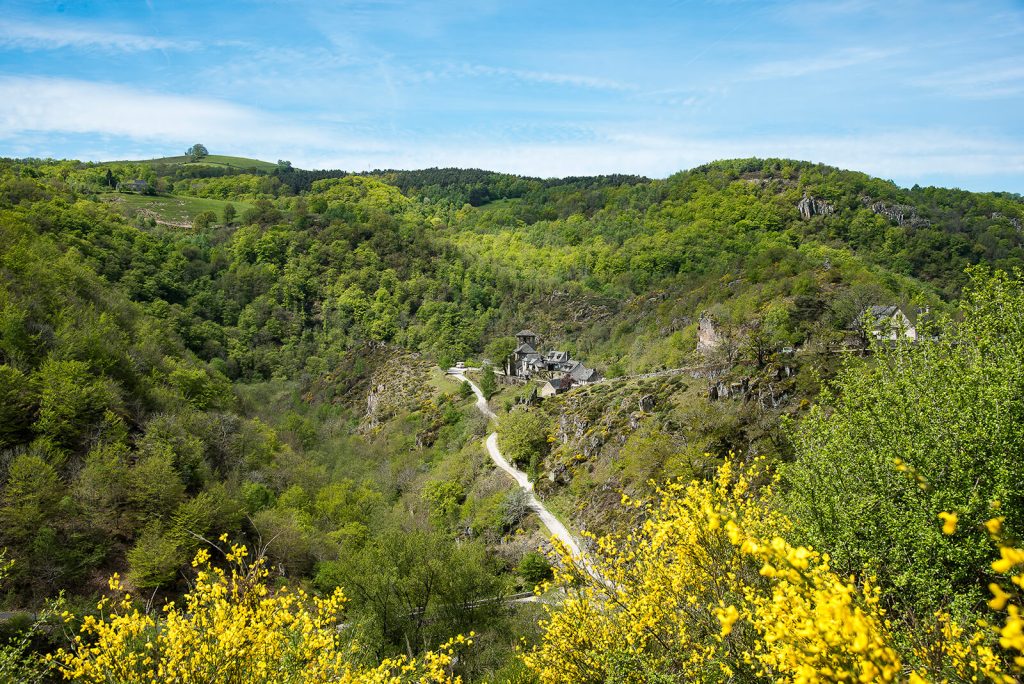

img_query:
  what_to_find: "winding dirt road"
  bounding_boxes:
[452,374,585,560]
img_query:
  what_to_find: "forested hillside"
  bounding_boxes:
[2,154,1024,681]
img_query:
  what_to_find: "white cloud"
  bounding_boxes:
[915,58,1024,99]
[0,76,356,154]
[0,19,195,52]
[749,47,900,79]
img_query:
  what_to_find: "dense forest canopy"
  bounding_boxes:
[2,153,1024,681]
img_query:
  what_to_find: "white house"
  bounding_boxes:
[857,305,917,342]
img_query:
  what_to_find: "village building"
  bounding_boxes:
[505,328,600,388]
[855,305,918,342]
[540,375,573,398]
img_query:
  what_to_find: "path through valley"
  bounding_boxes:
[452,374,586,561]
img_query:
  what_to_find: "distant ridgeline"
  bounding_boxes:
[273,165,650,204]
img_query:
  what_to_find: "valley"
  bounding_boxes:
[2,153,1024,681]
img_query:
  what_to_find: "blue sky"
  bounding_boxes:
[1,0,1023,191]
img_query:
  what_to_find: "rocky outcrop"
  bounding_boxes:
[360,351,435,432]
[797,193,835,220]
[697,313,723,354]
[865,199,930,227]
[992,212,1023,232]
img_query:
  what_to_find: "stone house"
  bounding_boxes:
[855,305,917,342]
[540,375,573,398]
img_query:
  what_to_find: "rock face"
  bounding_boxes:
[360,351,434,432]
[992,212,1023,232]
[797,194,835,220]
[697,313,722,354]
[866,199,930,227]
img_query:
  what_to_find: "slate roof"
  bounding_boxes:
[516,329,537,338]
[865,305,899,318]
[514,343,537,355]
[853,305,907,328]
[545,376,572,391]
[545,350,569,363]
[567,361,598,383]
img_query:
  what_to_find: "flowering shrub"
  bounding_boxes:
[525,461,1024,683]
[51,537,470,683]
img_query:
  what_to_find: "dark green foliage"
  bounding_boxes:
[517,552,552,588]
[480,364,498,399]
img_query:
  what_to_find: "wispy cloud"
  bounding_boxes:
[915,58,1024,99]
[451,63,634,92]
[0,19,195,52]
[749,47,900,79]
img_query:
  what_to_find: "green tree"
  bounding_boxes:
[222,202,237,224]
[186,143,209,161]
[33,359,120,449]
[497,410,548,471]
[484,336,516,367]
[479,364,498,399]
[127,524,184,588]
[0,455,61,546]
[0,365,36,448]
[192,210,217,231]
[517,551,552,588]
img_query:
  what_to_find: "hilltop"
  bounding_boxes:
[110,153,279,172]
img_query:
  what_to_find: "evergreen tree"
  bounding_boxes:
[480,364,497,399]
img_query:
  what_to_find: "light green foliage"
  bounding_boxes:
[484,337,516,366]
[498,411,549,471]
[34,359,121,447]
[0,455,61,545]
[168,364,232,410]
[423,479,467,524]
[786,268,1024,615]
[127,524,185,588]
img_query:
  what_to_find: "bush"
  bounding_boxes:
[517,552,552,587]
